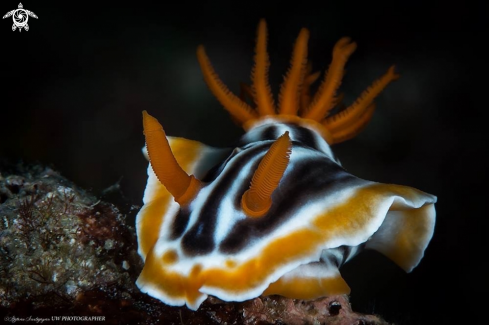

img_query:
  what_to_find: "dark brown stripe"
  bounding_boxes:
[180,142,273,256]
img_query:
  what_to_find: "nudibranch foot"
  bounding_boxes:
[136,19,437,311]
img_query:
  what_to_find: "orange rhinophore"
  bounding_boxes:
[241,131,292,217]
[142,110,201,206]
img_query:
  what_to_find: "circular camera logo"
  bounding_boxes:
[3,3,38,32]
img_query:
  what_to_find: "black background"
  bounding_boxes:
[1,1,487,324]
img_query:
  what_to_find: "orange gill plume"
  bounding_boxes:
[196,46,258,125]
[142,110,201,205]
[277,27,309,116]
[241,131,292,217]
[323,66,400,143]
[196,19,399,144]
[251,19,276,116]
[302,37,357,121]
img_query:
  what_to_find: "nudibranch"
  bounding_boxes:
[136,20,437,310]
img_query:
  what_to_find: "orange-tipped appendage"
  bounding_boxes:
[196,20,398,145]
[197,46,258,125]
[252,19,276,116]
[304,37,357,121]
[325,65,399,131]
[278,28,309,116]
[241,131,292,217]
[328,103,376,144]
[142,111,201,205]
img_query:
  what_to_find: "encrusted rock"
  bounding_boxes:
[0,163,141,311]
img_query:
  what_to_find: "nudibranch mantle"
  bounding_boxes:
[136,20,437,311]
